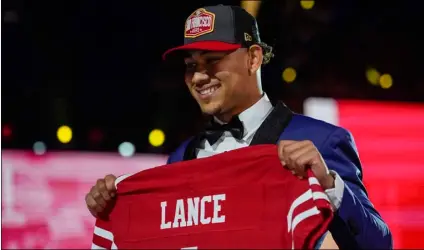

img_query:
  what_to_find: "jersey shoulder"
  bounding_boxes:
[114,173,135,190]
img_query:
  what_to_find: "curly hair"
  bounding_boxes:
[258,42,274,65]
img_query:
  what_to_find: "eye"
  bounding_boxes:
[206,58,220,65]
[185,62,197,71]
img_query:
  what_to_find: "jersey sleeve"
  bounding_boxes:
[92,218,117,249]
[287,169,334,249]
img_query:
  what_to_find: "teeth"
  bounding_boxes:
[200,86,218,95]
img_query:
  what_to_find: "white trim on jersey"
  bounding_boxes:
[93,226,118,249]
[94,226,114,241]
[308,177,331,203]
[312,191,330,202]
[286,182,330,249]
[91,243,106,249]
[308,176,320,186]
[115,172,135,190]
[291,206,320,232]
[287,189,312,232]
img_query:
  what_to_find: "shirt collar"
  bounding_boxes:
[213,93,273,136]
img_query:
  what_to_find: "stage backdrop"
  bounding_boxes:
[2,99,423,249]
[1,151,168,249]
[304,98,424,249]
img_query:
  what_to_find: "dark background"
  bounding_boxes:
[2,0,423,154]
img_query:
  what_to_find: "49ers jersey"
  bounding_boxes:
[92,144,333,249]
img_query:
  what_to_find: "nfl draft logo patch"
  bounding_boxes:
[185,8,215,38]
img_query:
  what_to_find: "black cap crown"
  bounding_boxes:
[163,5,262,60]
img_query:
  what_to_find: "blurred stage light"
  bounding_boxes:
[57,125,72,144]
[300,0,315,10]
[379,74,393,89]
[366,68,380,85]
[89,129,103,143]
[241,1,261,17]
[118,142,135,157]
[149,129,165,147]
[282,67,297,83]
[2,124,12,138]
[33,141,47,155]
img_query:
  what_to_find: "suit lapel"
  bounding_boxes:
[183,135,201,161]
[249,101,293,145]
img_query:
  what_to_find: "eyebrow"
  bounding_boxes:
[188,51,209,56]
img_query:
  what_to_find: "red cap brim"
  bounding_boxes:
[162,41,242,61]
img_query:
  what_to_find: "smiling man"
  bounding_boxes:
[86,5,392,249]
[183,49,260,123]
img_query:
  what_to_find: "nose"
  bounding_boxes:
[192,71,210,86]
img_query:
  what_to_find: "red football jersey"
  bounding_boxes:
[92,144,333,249]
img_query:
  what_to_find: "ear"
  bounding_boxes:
[247,45,263,74]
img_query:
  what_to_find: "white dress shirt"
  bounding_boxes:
[195,93,344,210]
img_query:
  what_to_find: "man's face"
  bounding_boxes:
[184,49,249,117]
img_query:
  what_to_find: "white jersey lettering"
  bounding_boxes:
[161,194,226,229]
[212,194,226,223]
[187,197,200,226]
[160,201,171,229]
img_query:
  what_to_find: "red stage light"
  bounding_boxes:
[89,129,103,143]
[3,124,12,138]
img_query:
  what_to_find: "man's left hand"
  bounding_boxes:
[278,140,335,190]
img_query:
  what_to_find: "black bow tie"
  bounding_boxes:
[202,116,245,145]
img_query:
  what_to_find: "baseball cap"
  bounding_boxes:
[162,5,263,61]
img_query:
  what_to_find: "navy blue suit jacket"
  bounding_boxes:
[167,103,393,249]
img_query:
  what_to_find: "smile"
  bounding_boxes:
[196,85,221,99]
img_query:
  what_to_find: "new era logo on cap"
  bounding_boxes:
[185,8,216,38]
[244,33,252,42]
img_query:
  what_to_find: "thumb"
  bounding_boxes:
[104,174,117,193]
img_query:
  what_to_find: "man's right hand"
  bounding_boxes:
[85,174,117,218]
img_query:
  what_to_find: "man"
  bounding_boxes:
[85,5,392,249]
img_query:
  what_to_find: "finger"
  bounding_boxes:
[296,149,320,169]
[282,145,294,170]
[104,175,117,195]
[282,141,313,171]
[101,189,111,202]
[97,179,112,201]
[284,145,314,177]
[278,140,298,148]
[283,140,313,156]
[289,144,315,166]
[278,140,298,166]
[91,185,107,209]
[85,193,101,216]
[85,193,96,209]
[288,162,307,179]
[282,143,307,170]
[293,150,318,178]
[95,179,111,201]
[93,193,107,211]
